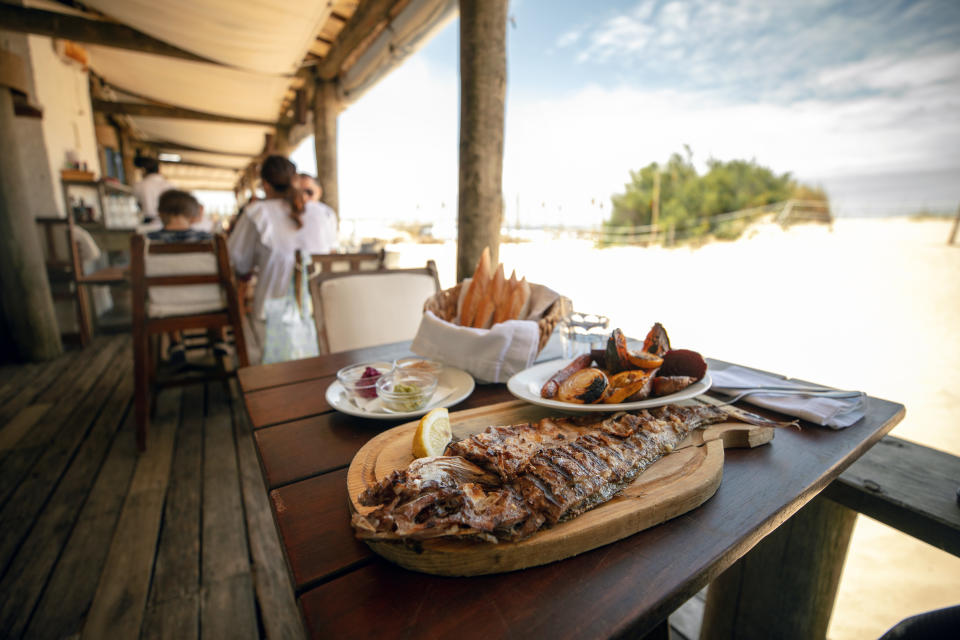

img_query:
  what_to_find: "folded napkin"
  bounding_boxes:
[708,360,866,429]
[351,383,454,414]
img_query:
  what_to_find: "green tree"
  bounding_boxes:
[604,150,827,244]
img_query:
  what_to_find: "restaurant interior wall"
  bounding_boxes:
[0,29,60,218]
[26,34,100,217]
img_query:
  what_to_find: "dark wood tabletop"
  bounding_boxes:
[238,341,904,639]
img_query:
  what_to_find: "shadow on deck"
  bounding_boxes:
[0,336,303,639]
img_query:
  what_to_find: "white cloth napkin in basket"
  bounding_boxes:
[708,360,866,429]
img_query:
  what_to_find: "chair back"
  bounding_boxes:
[308,249,386,275]
[309,261,441,353]
[129,235,246,358]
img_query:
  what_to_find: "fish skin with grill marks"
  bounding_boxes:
[352,405,730,543]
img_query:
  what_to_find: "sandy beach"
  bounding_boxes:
[387,216,960,639]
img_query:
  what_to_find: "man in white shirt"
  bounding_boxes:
[133,157,173,222]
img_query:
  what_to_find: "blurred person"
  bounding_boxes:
[299,172,339,223]
[147,189,227,364]
[133,157,173,223]
[229,156,338,350]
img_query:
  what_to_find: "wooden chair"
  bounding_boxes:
[130,233,248,450]
[308,261,440,353]
[36,217,127,346]
[307,249,387,275]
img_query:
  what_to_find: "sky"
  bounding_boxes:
[291,0,960,228]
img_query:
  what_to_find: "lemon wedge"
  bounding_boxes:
[412,407,452,458]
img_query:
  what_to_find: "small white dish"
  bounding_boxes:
[506,358,712,412]
[326,365,475,420]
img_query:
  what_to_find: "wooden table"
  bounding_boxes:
[238,341,904,639]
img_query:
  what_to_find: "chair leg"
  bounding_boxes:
[75,283,93,347]
[134,329,150,451]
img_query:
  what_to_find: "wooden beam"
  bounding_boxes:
[0,4,218,65]
[160,160,244,172]
[316,0,400,81]
[457,0,507,281]
[92,100,275,127]
[144,141,252,158]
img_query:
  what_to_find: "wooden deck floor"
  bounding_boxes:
[0,336,303,639]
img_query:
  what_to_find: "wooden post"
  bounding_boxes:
[119,130,138,186]
[0,55,62,361]
[313,78,339,215]
[948,204,959,245]
[699,495,856,640]
[457,0,507,281]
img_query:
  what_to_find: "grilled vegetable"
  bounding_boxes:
[658,349,707,381]
[653,376,697,396]
[540,354,592,399]
[604,328,631,374]
[642,323,671,357]
[626,350,663,370]
[603,370,652,404]
[556,368,609,404]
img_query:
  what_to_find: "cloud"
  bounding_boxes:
[556,29,581,48]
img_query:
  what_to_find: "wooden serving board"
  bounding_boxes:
[346,400,773,576]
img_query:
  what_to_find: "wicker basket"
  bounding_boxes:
[423,282,571,354]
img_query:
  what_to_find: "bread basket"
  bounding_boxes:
[423,282,571,354]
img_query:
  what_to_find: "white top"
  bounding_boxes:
[228,198,339,319]
[133,173,174,220]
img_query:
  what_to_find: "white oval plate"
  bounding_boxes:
[326,366,475,420]
[506,358,712,412]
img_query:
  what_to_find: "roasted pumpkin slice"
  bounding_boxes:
[603,370,651,404]
[557,368,609,404]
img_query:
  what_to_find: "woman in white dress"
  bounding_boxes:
[228,155,338,350]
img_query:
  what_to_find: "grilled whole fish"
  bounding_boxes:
[352,405,730,543]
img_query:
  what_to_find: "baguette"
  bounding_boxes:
[507,276,530,321]
[490,264,511,325]
[458,247,492,326]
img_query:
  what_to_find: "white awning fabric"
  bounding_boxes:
[130,117,271,156]
[85,46,291,121]
[82,0,332,75]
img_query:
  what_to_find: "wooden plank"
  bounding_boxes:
[317,0,404,80]
[81,388,182,639]
[92,100,275,127]
[237,341,412,392]
[254,413,382,488]
[0,4,216,64]
[251,385,510,488]
[244,377,335,428]
[201,382,258,640]
[0,403,50,452]
[0,360,42,407]
[0,336,125,509]
[0,372,132,636]
[0,342,131,576]
[269,469,373,590]
[24,412,138,640]
[824,435,960,557]
[0,345,82,426]
[140,384,205,640]
[230,380,305,640]
[700,495,856,640]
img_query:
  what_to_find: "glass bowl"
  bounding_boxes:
[394,357,444,376]
[375,369,439,413]
[336,362,394,401]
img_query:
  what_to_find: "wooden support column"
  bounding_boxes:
[699,495,857,640]
[457,0,507,281]
[119,130,138,186]
[312,79,339,214]
[0,52,62,360]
